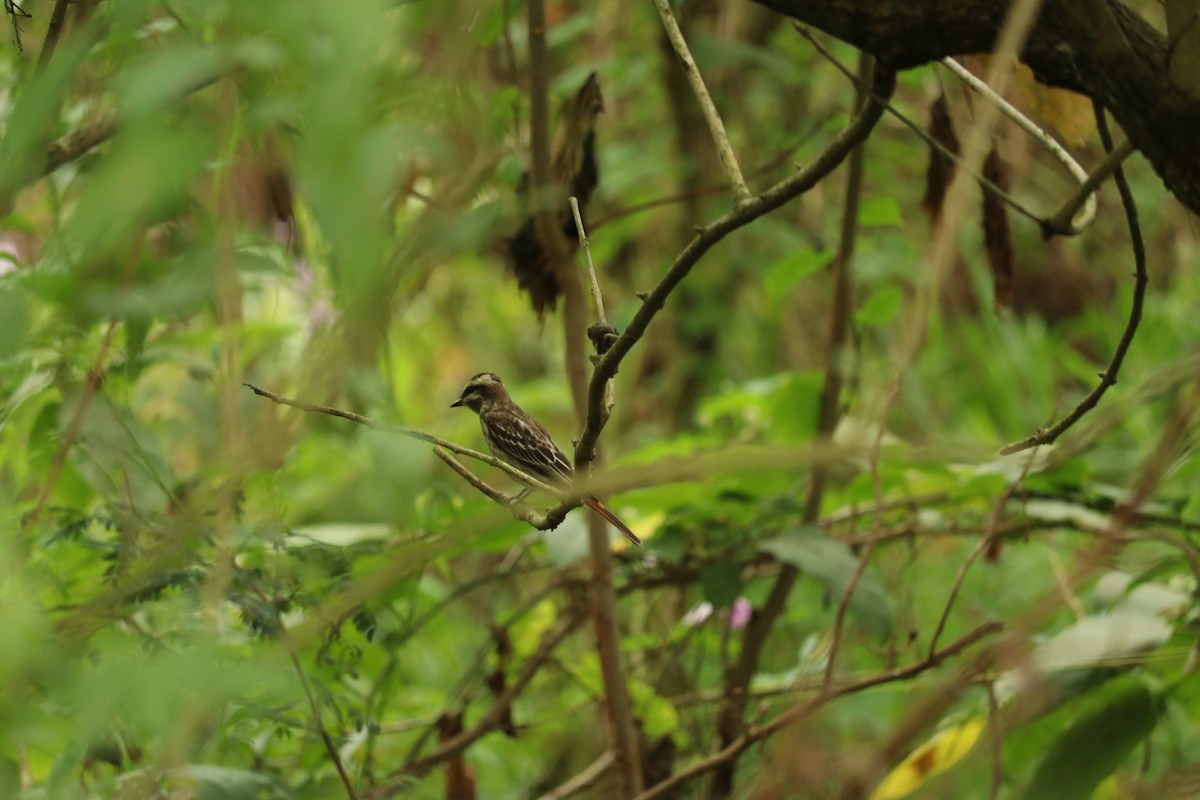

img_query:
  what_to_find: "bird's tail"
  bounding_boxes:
[581,496,642,547]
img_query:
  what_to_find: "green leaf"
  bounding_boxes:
[766,370,822,440]
[764,249,830,308]
[700,560,742,609]
[185,764,298,800]
[0,283,29,359]
[860,196,904,227]
[855,286,902,327]
[628,679,682,741]
[760,527,894,638]
[1020,677,1160,800]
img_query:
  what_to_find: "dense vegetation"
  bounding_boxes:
[2,0,1199,798]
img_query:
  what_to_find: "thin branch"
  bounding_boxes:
[24,241,141,532]
[500,0,523,152]
[589,131,821,230]
[986,682,1002,800]
[823,541,875,689]
[576,65,897,466]
[998,103,1147,454]
[570,195,616,417]
[289,650,359,799]
[44,113,116,174]
[711,52,875,795]
[398,576,578,769]
[1044,138,1134,236]
[794,26,1047,230]
[928,447,1038,656]
[634,622,1004,800]
[385,611,584,784]
[940,57,1098,235]
[434,446,522,507]
[244,383,582,535]
[35,0,71,73]
[40,67,229,180]
[926,537,991,658]
[244,383,558,496]
[570,195,607,326]
[650,0,751,201]
[535,751,615,800]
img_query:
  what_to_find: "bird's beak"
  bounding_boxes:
[450,398,463,408]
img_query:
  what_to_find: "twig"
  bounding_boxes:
[823,541,876,689]
[998,103,1147,454]
[289,649,359,799]
[535,751,615,800]
[570,195,607,325]
[589,131,821,230]
[576,66,896,467]
[1047,548,1086,620]
[925,537,991,659]
[987,682,1002,800]
[928,446,1039,657]
[570,195,616,417]
[634,622,1004,800]
[24,241,141,532]
[244,383,557,496]
[44,113,117,174]
[650,0,750,201]
[713,52,876,793]
[398,576,577,770]
[385,611,584,784]
[940,57,1098,234]
[500,0,523,151]
[36,0,71,73]
[794,26,1047,231]
[1044,138,1134,236]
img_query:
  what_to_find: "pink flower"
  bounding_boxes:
[729,597,752,630]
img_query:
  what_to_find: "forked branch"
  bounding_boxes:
[998,103,1147,455]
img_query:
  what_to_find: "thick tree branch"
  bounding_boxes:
[748,0,1200,216]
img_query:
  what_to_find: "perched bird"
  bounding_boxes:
[451,372,641,546]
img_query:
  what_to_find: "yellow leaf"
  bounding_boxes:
[1013,63,1095,147]
[870,717,986,800]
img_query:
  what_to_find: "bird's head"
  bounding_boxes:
[450,372,508,414]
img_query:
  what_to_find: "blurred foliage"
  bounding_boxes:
[1,0,1198,798]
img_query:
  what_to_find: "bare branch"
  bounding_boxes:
[243,383,580,533]
[651,0,751,200]
[998,103,1147,454]
[570,195,606,326]
[940,56,1097,234]
[385,611,584,785]
[576,65,897,467]
[289,650,359,799]
[35,0,71,73]
[1044,137,1135,236]
[536,751,615,800]
[634,622,1004,800]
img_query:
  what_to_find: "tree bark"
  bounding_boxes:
[748,0,1200,217]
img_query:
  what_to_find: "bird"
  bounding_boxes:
[451,372,641,546]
